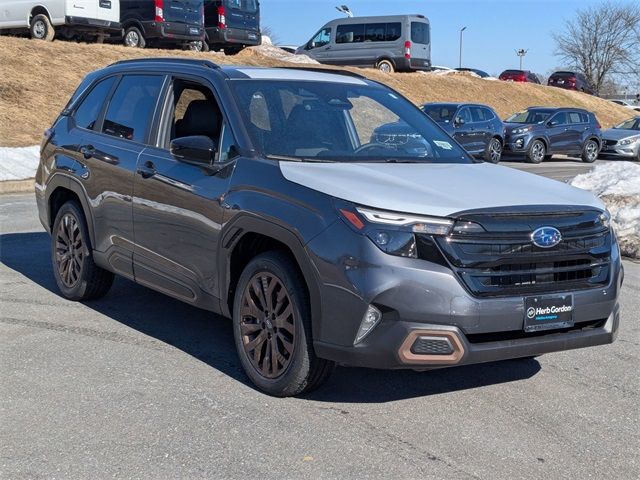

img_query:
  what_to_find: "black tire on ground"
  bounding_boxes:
[483,137,503,163]
[223,47,242,55]
[527,139,546,164]
[376,59,395,73]
[232,251,335,397]
[544,154,553,161]
[581,139,599,163]
[30,14,55,41]
[51,201,114,301]
[123,26,146,48]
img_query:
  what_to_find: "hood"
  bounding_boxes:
[279,162,604,217]
[504,122,542,132]
[602,128,639,141]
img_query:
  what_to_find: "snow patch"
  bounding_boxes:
[0,145,39,181]
[571,162,640,258]
[247,44,319,64]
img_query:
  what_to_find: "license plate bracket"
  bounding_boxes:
[523,294,574,332]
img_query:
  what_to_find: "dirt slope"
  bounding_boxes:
[0,36,633,147]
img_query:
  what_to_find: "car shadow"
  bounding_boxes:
[1,231,541,403]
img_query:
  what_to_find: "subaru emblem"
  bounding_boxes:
[531,226,562,248]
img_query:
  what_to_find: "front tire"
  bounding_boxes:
[51,202,114,301]
[30,14,55,41]
[527,139,546,164]
[376,59,395,73]
[581,139,599,163]
[123,26,146,48]
[232,251,334,397]
[484,137,503,163]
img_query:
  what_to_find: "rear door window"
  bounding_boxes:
[72,76,116,131]
[411,22,429,44]
[336,24,365,44]
[102,75,164,143]
[470,107,488,123]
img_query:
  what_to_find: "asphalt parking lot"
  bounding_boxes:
[1,160,638,479]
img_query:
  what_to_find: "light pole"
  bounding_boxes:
[459,27,467,69]
[515,49,528,69]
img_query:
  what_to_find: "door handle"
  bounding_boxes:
[324,45,332,50]
[136,160,156,179]
[79,145,95,159]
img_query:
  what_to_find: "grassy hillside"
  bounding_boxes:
[0,36,633,147]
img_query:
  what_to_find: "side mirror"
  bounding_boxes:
[170,136,216,165]
[546,121,556,128]
[454,117,465,127]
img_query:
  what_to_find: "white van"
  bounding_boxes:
[0,1,121,41]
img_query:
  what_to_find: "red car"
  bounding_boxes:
[499,69,541,84]
[547,71,594,94]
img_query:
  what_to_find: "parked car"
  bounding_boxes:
[421,103,505,162]
[204,0,261,55]
[499,70,540,84]
[600,116,640,161]
[37,59,621,396]
[0,0,121,41]
[277,45,298,54]
[297,14,431,72]
[119,0,204,49]
[503,107,602,163]
[455,67,490,78]
[430,65,453,72]
[548,71,594,94]
[610,100,640,112]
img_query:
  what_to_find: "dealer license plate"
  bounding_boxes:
[523,295,574,332]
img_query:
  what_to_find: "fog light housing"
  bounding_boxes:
[354,305,382,345]
[515,138,524,149]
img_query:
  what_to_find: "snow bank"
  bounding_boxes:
[0,145,39,181]
[246,44,319,64]
[571,162,640,259]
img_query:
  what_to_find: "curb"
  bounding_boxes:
[0,178,35,195]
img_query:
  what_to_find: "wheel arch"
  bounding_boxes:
[220,215,323,338]
[46,175,96,248]
[375,56,396,70]
[122,19,146,36]
[29,5,52,23]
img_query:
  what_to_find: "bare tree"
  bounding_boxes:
[553,1,640,95]
[261,25,279,45]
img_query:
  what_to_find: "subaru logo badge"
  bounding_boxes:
[531,226,562,248]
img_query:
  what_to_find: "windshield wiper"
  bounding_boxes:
[265,154,336,163]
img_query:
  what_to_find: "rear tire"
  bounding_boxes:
[51,202,114,301]
[232,251,334,397]
[30,14,55,41]
[123,26,145,48]
[376,59,395,73]
[483,137,503,163]
[224,47,242,56]
[581,139,599,163]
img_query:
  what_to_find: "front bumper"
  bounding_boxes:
[503,134,534,153]
[599,142,639,159]
[307,219,622,369]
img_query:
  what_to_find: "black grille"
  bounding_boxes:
[603,139,618,146]
[410,337,455,355]
[427,207,612,297]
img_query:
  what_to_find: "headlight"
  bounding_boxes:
[337,204,454,258]
[512,126,532,135]
[598,210,611,229]
[356,207,453,235]
[618,135,640,146]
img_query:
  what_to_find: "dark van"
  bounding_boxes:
[120,0,204,49]
[204,0,261,55]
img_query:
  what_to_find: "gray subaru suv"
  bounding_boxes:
[36,59,622,396]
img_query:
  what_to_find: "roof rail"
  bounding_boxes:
[110,57,220,69]
[276,65,369,80]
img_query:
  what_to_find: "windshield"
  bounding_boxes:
[225,0,258,13]
[614,117,640,130]
[230,79,473,163]
[506,109,554,124]
[422,104,458,123]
